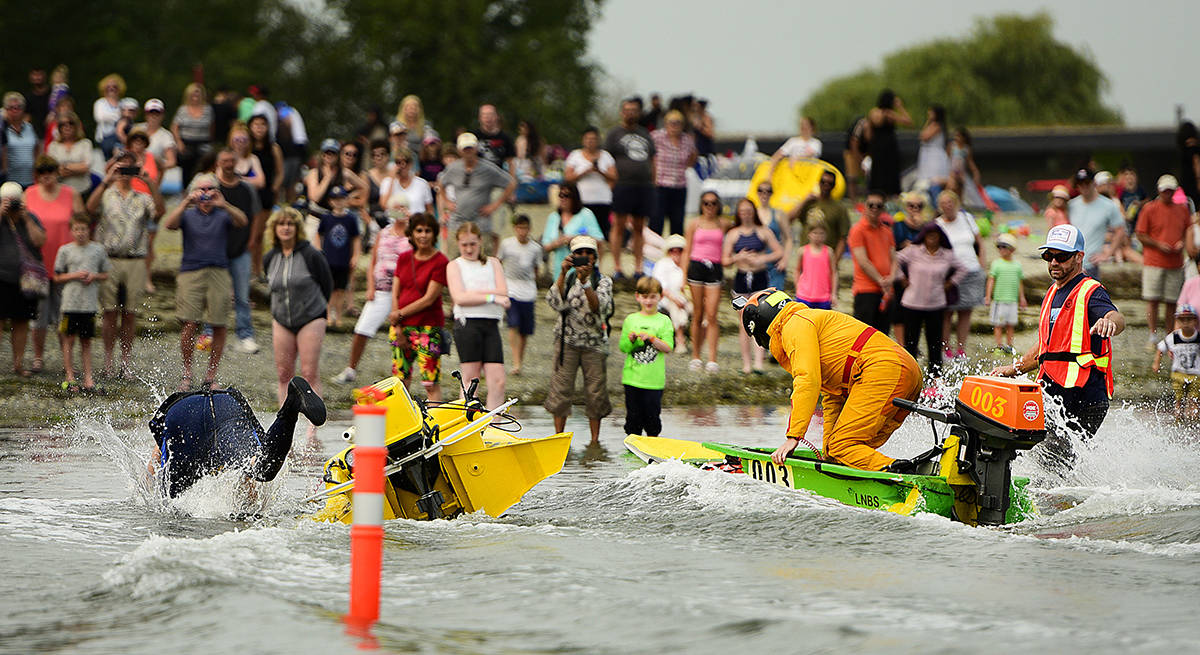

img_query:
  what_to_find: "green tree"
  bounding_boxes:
[799,12,1122,132]
[0,0,602,148]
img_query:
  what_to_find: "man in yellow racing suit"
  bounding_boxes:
[735,289,923,472]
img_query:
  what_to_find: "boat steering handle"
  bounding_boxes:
[892,398,960,424]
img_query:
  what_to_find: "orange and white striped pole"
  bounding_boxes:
[347,403,387,626]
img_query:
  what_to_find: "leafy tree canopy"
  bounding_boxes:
[0,0,602,146]
[799,13,1122,133]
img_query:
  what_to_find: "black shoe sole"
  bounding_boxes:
[288,376,327,426]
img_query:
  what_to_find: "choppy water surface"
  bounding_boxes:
[1,398,1198,654]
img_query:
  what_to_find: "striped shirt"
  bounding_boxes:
[651,129,696,188]
[3,121,38,187]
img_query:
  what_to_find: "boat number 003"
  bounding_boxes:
[968,385,1008,419]
[746,459,791,489]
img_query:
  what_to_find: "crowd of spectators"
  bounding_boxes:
[4,66,1200,436]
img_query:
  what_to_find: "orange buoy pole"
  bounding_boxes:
[347,403,387,626]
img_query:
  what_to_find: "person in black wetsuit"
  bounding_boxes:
[148,376,326,498]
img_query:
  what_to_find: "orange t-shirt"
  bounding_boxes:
[1136,200,1189,269]
[846,215,895,294]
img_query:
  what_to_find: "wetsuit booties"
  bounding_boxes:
[285,376,327,426]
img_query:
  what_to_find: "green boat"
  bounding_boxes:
[625,375,1048,526]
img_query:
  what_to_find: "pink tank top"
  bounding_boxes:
[25,185,76,270]
[372,227,412,291]
[795,244,832,303]
[690,227,724,263]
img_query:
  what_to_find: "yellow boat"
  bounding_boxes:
[312,377,572,523]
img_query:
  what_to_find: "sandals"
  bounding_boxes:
[14,368,31,378]
[31,358,44,374]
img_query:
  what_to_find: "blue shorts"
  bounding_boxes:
[797,298,832,310]
[506,300,535,336]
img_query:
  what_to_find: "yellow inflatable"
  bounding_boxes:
[749,157,845,213]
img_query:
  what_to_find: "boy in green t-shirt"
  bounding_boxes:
[620,277,675,436]
[984,233,1027,351]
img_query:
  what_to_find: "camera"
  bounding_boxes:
[571,254,590,267]
[117,165,141,176]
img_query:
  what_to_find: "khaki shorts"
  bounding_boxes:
[1142,266,1184,302]
[176,267,233,326]
[1171,371,1200,400]
[100,257,147,313]
[543,343,611,419]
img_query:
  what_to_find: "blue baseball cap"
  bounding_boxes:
[1040,224,1085,253]
[328,185,349,199]
[320,138,341,153]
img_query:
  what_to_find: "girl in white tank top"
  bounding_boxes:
[446,224,510,408]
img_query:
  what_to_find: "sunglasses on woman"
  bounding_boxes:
[867,202,884,209]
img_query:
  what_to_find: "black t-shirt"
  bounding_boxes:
[26,89,49,139]
[473,129,514,170]
[211,101,237,146]
[1042,273,1118,403]
[603,124,656,186]
[218,179,261,259]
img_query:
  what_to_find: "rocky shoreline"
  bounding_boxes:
[1,208,1172,429]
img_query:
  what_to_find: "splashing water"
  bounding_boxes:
[65,406,291,520]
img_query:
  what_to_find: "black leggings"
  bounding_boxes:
[903,308,945,375]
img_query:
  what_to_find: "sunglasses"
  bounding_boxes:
[906,203,924,208]
[757,187,772,194]
[1041,250,1075,263]
[341,150,358,157]
[701,200,719,207]
[462,172,472,188]
[867,202,884,209]
[36,167,58,175]
[558,192,571,198]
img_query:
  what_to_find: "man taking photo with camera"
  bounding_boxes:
[162,173,248,391]
[86,150,164,378]
[544,235,614,443]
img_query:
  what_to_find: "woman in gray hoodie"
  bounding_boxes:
[264,207,333,410]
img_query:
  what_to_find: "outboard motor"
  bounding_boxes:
[895,376,1046,526]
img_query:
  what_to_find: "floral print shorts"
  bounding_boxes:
[390,325,443,384]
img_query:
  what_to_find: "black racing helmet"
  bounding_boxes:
[732,288,796,349]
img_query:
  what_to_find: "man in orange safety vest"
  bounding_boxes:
[991,224,1125,471]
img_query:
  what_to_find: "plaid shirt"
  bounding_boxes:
[651,129,697,188]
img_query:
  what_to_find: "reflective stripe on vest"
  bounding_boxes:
[1063,278,1098,387]
[1037,276,1114,396]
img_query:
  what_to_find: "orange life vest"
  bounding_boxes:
[1036,276,1114,398]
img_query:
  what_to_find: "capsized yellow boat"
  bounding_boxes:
[312,377,572,523]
